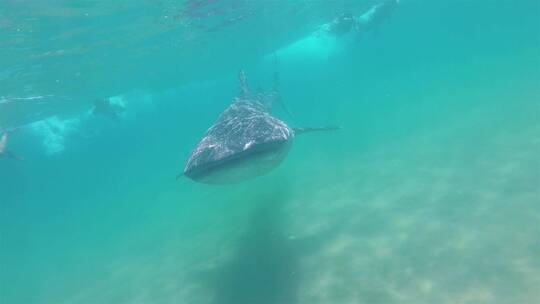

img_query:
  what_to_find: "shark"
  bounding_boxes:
[179,70,338,184]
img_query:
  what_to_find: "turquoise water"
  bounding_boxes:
[1,1,539,303]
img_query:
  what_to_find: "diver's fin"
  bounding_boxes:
[293,126,341,135]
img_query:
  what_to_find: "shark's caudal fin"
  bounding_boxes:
[293,126,341,135]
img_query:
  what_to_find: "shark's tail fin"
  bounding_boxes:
[293,126,341,135]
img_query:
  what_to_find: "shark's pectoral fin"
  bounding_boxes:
[293,125,341,135]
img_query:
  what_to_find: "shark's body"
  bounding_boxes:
[182,71,336,184]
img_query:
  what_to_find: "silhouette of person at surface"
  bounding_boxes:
[92,97,126,120]
[323,0,399,36]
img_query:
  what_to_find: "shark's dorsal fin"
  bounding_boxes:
[270,54,294,118]
[272,53,280,91]
[238,69,249,96]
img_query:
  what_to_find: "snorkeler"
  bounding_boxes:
[270,0,399,62]
[0,130,24,161]
[323,0,399,36]
[355,0,399,33]
[326,13,357,36]
[92,97,126,120]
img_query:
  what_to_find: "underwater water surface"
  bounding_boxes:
[1,1,539,303]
